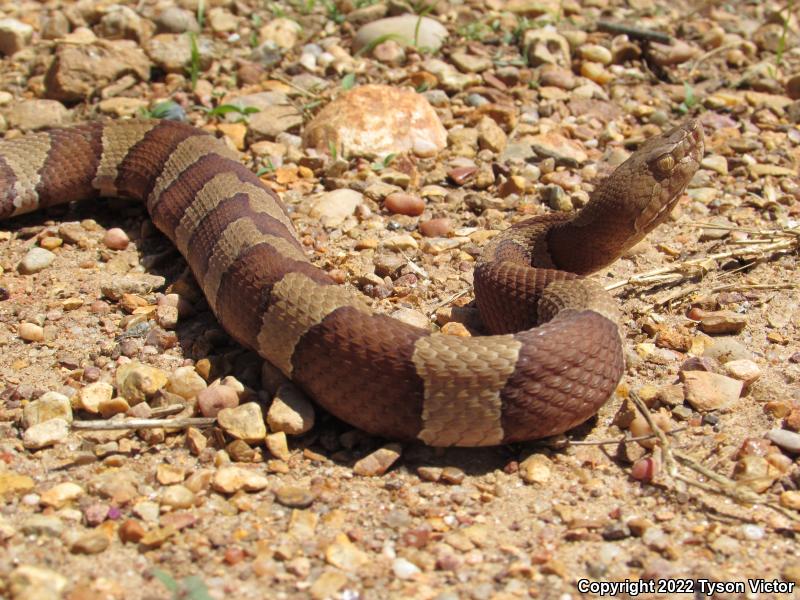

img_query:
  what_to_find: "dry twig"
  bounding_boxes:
[73,417,215,431]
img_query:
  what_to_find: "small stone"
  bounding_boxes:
[580,44,612,65]
[353,15,448,53]
[765,429,800,454]
[218,402,267,443]
[77,381,114,414]
[722,359,761,387]
[703,337,753,363]
[118,519,146,543]
[417,466,442,482]
[160,485,195,509]
[23,418,69,449]
[0,18,33,55]
[166,366,207,400]
[325,533,369,571]
[392,557,421,579]
[441,467,465,485]
[156,464,186,485]
[733,455,777,493]
[70,530,109,554]
[353,444,402,476]
[115,362,168,405]
[197,383,239,418]
[186,427,207,455]
[212,466,269,494]
[681,371,742,411]
[155,7,199,33]
[780,491,800,510]
[384,192,424,216]
[310,571,348,600]
[275,485,315,508]
[18,247,55,274]
[310,189,363,227]
[40,482,84,509]
[266,431,290,460]
[0,471,35,497]
[519,454,552,484]
[477,117,507,153]
[18,322,44,342]
[8,565,68,599]
[698,311,747,335]
[23,392,72,427]
[419,218,452,237]
[267,383,315,435]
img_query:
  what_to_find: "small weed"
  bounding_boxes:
[341,72,356,90]
[677,81,697,114]
[415,81,430,93]
[152,570,213,600]
[327,140,339,161]
[371,153,396,172]
[140,100,186,121]
[196,0,205,29]
[250,14,262,47]
[323,0,345,24]
[457,21,488,41]
[256,159,277,176]
[187,32,200,91]
[354,32,406,57]
[775,0,794,70]
[204,104,260,121]
[268,2,287,18]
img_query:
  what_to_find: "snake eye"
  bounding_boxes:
[656,154,675,173]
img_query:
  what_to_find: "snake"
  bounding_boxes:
[0,117,703,446]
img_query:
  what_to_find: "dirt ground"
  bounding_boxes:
[0,1,799,599]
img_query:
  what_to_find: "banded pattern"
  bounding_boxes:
[0,119,704,446]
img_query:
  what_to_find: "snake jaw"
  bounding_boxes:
[634,119,705,234]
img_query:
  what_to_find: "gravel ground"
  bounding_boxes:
[0,1,799,599]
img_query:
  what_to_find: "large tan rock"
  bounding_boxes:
[302,84,447,159]
[45,40,151,102]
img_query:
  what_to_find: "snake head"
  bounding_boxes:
[631,118,704,234]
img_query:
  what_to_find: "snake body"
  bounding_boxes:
[0,118,703,446]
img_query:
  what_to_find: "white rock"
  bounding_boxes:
[23,418,69,449]
[18,247,55,274]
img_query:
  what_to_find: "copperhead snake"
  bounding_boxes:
[0,117,703,446]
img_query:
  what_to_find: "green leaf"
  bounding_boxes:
[341,72,356,90]
[152,570,179,594]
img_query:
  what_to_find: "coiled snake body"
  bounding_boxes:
[0,118,703,446]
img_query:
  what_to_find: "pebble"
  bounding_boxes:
[8,565,68,599]
[77,381,114,414]
[18,322,44,342]
[780,491,800,510]
[40,482,84,509]
[385,192,424,216]
[353,15,448,53]
[155,6,199,33]
[310,571,348,600]
[23,392,72,428]
[0,471,34,497]
[70,530,109,555]
[310,189,363,227]
[722,359,761,387]
[115,361,168,404]
[681,371,743,411]
[217,402,267,443]
[325,533,369,571]
[392,557,421,579]
[0,18,33,55]
[353,444,402,476]
[160,485,195,509]
[166,366,207,400]
[118,519,146,543]
[519,454,552,484]
[18,247,55,274]
[698,311,747,335]
[197,383,239,418]
[274,485,315,508]
[23,418,69,449]
[267,383,315,435]
[765,429,800,454]
[211,467,269,494]
[419,218,452,237]
[101,227,129,250]
[266,431,290,460]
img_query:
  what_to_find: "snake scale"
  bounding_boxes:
[0,117,703,446]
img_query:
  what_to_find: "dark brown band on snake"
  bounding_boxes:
[0,118,703,446]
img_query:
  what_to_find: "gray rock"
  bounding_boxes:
[353,15,448,53]
[18,247,56,274]
[766,429,800,454]
[155,6,200,33]
[247,105,304,140]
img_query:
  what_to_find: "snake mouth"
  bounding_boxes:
[634,119,705,234]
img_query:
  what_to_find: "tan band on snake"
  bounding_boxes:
[0,118,703,446]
